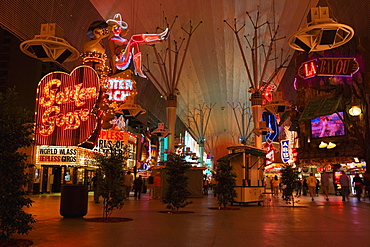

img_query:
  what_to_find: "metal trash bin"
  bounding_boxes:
[60,184,88,218]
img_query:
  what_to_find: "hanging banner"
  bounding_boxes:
[35,66,100,146]
[281,140,291,164]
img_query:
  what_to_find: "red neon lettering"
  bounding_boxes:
[39,106,91,136]
[39,155,61,162]
[304,61,317,78]
[100,130,107,139]
[40,80,97,107]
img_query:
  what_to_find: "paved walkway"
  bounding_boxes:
[13,192,370,247]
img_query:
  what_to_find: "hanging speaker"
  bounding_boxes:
[277,105,286,113]
[29,45,48,58]
[294,38,311,53]
[56,49,73,63]
[320,29,337,45]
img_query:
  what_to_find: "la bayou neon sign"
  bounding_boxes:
[35,66,100,146]
[298,57,359,79]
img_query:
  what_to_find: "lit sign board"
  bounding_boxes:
[93,129,137,157]
[298,58,359,79]
[37,146,77,165]
[107,77,134,102]
[35,66,100,146]
[281,140,291,164]
[263,142,275,166]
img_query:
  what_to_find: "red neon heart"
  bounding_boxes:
[35,66,100,146]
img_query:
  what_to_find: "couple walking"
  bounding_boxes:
[122,171,144,199]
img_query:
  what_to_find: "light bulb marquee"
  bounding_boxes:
[35,66,100,146]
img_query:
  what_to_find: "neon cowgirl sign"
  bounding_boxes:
[298,57,359,79]
[106,13,169,78]
[35,66,100,146]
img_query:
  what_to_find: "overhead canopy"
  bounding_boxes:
[217,154,240,163]
[299,96,342,121]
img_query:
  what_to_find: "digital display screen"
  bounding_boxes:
[311,112,345,138]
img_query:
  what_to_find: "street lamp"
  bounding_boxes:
[349,105,362,116]
[319,141,328,148]
[327,142,337,149]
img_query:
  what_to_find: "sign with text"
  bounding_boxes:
[93,130,137,158]
[281,140,291,164]
[263,142,275,166]
[35,66,100,146]
[298,57,359,79]
[37,146,77,165]
[107,77,134,102]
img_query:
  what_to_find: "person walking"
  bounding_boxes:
[307,173,317,201]
[122,171,133,198]
[147,174,154,199]
[203,179,209,195]
[302,177,308,196]
[271,175,280,197]
[153,172,162,199]
[363,173,370,201]
[91,174,100,203]
[133,175,143,199]
[265,176,272,193]
[339,171,350,201]
[353,173,363,202]
[295,179,302,197]
[315,178,320,197]
[321,171,330,201]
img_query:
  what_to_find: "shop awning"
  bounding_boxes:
[298,157,355,167]
[299,96,342,121]
[226,145,267,157]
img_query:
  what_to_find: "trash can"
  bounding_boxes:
[60,184,88,218]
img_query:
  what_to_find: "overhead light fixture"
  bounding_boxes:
[319,141,328,148]
[263,92,291,114]
[115,96,146,118]
[288,7,354,53]
[327,142,336,149]
[151,123,170,138]
[349,105,362,116]
[20,23,80,63]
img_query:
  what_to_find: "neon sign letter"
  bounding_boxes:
[303,61,317,78]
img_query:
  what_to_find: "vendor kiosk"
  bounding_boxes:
[220,145,266,205]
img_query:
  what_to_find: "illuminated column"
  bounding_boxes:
[166,94,177,153]
[251,92,263,149]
